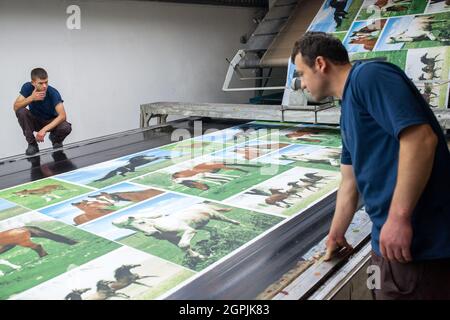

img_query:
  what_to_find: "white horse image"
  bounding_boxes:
[387,15,446,43]
[280,148,341,167]
[112,203,240,259]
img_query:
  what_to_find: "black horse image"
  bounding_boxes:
[330,0,348,28]
[64,264,156,300]
[108,264,155,291]
[94,155,171,182]
[64,288,90,300]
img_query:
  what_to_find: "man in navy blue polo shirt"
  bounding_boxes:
[13,68,72,155]
[291,32,450,299]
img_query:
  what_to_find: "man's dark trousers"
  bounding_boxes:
[16,108,72,145]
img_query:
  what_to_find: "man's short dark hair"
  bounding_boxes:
[291,32,350,67]
[31,68,48,80]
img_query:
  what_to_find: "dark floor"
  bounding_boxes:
[0,117,247,190]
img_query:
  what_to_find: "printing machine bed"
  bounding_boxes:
[0,117,372,300]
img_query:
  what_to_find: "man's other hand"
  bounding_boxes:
[380,214,413,263]
[36,129,47,142]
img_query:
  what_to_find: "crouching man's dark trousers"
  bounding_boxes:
[16,108,72,145]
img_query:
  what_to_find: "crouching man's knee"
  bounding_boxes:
[15,107,29,119]
[59,122,72,136]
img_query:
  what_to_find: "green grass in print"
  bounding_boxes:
[0,206,28,222]
[119,206,283,271]
[357,0,427,21]
[0,179,93,210]
[160,141,230,160]
[0,220,120,299]
[332,31,348,42]
[134,163,293,201]
[134,269,195,300]
[350,50,407,69]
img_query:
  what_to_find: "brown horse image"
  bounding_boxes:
[13,184,67,202]
[372,0,411,12]
[172,162,262,190]
[351,20,386,37]
[72,200,114,225]
[0,226,77,258]
[285,129,326,143]
[246,188,295,208]
[349,35,377,51]
[245,173,330,208]
[88,189,163,204]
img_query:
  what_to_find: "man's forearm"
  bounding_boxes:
[389,127,437,220]
[329,180,359,238]
[13,97,33,111]
[42,115,65,132]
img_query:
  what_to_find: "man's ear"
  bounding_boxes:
[315,56,327,73]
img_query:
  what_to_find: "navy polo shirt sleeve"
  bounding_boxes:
[353,62,429,140]
[49,88,64,108]
[340,138,352,165]
[19,82,33,97]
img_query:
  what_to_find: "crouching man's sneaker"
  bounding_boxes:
[25,143,39,156]
[52,142,63,149]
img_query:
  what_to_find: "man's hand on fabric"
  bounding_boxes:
[380,214,413,263]
[324,234,353,261]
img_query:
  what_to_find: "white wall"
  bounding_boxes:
[0,0,256,158]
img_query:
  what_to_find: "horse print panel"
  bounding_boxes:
[224,167,341,216]
[0,178,93,210]
[0,212,119,299]
[307,0,365,33]
[0,121,345,299]
[374,12,450,51]
[357,0,427,21]
[133,155,293,201]
[12,246,194,300]
[277,125,342,147]
[342,19,387,53]
[80,193,284,272]
[38,182,164,226]
[56,148,190,189]
[256,144,342,172]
